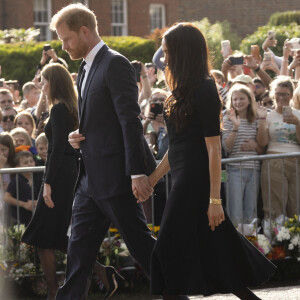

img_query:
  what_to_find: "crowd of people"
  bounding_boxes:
[0,28,300,231]
[0,7,299,297]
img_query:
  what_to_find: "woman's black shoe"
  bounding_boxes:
[104,266,124,299]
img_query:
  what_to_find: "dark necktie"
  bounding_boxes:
[78,61,86,98]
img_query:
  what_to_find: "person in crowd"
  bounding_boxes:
[146,22,276,300]
[35,133,48,166]
[0,132,15,191]
[211,69,225,88]
[253,78,267,102]
[222,84,267,225]
[10,127,32,148]
[20,82,40,110]
[1,107,17,132]
[143,89,169,159]
[152,46,166,71]
[261,91,274,110]
[14,111,36,146]
[232,74,255,91]
[37,46,68,72]
[50,4,157,299]
[257,76,300,219]
[0,88,14,110]
[292,83,300,110]
[4,151,38,226]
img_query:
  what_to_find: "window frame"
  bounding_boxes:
[33,0,52,41]
[149,3,166,33]
[111,0,128,36]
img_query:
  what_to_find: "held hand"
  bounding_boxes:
[207,204,225,231]
[46,49,58,61]
[288,56,300,71]
[68,129,85,149]
[240,139,257,151]
[146,111,155,121]
[132,176,153,203]
[283,39,292,59]
[146,67,157,86]
[155,113,165,126]
[43,183,54,208]
[40,50,49,65]
[243,55,258,70]
[262,37,277,52]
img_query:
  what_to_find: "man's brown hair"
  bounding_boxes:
[50,3,98,33]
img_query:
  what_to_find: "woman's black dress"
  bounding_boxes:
[22,103,78,250]
[150,79,276,296]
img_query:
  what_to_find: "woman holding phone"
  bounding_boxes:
[143,23,276,300]
[257,76,300,219]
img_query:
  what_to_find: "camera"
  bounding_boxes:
[43,44,52,51]
[251,45,260,61]
[150,102,163,117]
[221,40,231,57]
[131,61,141,82]
[145,62,157,74]
[229,56,244,65]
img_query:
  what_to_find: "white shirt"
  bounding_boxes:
[81,40,145,179]
[81,40,105,97]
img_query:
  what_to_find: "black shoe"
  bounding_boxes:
[104,266,124,300]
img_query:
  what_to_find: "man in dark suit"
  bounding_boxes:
[50,4,157,299]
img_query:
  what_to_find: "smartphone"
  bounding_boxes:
[229,56,244,65]
[251,45,260,61]
[43,44,52,51]
[221,40,231,57]
[0,79,4,87]
[145,62,157,74]
[283,106,292,118]
[150,102,163,117]
[268,31,276,40]
[132,62,141,82]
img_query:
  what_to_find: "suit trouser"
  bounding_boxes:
[56,173,156,300]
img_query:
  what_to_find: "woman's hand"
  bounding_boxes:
[240,139,257,151]
[207,203,225,231]
[228,108,240,128]
[0,153,7,169]
[22,200,36,211]
[283,113,300,126]
[43,183,54,208]
[256,104,268,119]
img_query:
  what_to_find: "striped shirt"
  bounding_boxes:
[222,115,260,169]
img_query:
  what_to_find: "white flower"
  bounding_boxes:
[276,227,291,242]
[291,235,300,246]
[257,234,272,254]
[288,243,294,250]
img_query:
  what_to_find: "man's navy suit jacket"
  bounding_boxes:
[77,44,157,200]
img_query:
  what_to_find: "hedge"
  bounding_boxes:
[0,36,156,88]
[240,23,300,59]
[269,11,300,26]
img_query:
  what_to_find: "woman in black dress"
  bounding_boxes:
[146,23,276,300]
[21,64,120,300]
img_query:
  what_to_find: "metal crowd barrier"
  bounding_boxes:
[1,152,300,236]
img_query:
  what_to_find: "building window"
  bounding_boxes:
[150,4,166,32]
[73,0,89,6]
[34,0,52,41]
[111,0,128,36]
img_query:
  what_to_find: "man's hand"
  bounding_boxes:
[262,37,277,52]
[68,129,85,149]
[47,49,58,62]
[22,200,36,211]
[132,176,153,203]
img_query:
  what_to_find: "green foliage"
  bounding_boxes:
[0,28,40,43]
[240,23,300,58]
[269,11,300,26]
[0,36,155,87]
[193,18,241,70]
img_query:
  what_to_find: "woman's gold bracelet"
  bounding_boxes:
[209,198,222,205]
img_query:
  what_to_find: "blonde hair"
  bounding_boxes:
[226,84,256,123]
[270,76,294,108]
[10,127,32,146]
[22,82,37,96]
[14,111,36,138]
[50,3,98,33]
[35,133,48,147]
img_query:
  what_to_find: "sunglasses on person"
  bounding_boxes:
[263,101,273,107]
[2,115,15,122]
[151,97,166,102]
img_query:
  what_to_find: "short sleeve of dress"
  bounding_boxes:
[194,79,221,137]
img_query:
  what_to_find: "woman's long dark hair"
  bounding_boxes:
[164,23,212,130]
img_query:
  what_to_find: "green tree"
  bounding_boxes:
[193,18,241,70]
[269,11,300,26]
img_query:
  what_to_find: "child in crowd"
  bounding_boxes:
[20,82,40,110]
[4,151,40,226]
[10,127,32,147]
[0,132,15,190]
[35,133,48,166]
